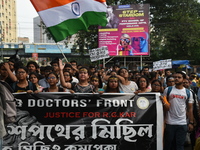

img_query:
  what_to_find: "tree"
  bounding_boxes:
[43,0,200,64]
[72,0,200,64]
[148,0,200,64]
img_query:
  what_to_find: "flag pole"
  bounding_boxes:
[56,43,69,63]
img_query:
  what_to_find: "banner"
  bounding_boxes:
[3,93,163,150]
[89,46,110,62]
[153,59,172,71]
[98,4,150,56]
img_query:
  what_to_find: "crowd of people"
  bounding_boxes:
[0,57,200,149]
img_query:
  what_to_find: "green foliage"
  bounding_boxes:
[72,25,98,56]
[42,0,200,64]
[149,0,200,64]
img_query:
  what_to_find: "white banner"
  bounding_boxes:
[89,46,110,62]
[153,59,172,71]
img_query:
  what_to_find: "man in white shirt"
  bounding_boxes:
[163,71,194,150]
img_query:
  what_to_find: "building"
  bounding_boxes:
[18,37,29,43]
[0,0,17,43]
[33,16,55,43]
[33,16,77,48]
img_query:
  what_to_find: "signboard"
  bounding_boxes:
[98,4,150,56]
[153,59,172,71]
[3,93,163,150]
[0,43,23,49]
[89,46,110,62]
[32,53,38,60]
[25,44,71,54]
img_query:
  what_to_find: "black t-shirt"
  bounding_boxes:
[42,87,65,92]
[71,82,96,93]
[12,81,37,93]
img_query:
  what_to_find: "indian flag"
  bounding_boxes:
[30,0,107,42]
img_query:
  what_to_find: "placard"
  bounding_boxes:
[89,46,110,62]
[153,59,172,71]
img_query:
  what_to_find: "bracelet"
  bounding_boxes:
[189,122,194,125]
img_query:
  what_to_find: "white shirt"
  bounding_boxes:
[163,86,194,125]
[72,77,79,83]
[119,81,138,93]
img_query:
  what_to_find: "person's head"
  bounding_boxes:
[26,61,39,73]
[16,66,29,81]
[93,71,99,77]
[90,75,100,88]
[120,34,131,48]
[98,70,103,76]
[44,66,53,78]
[157,70,162,77]
[118,67,129,79]
[183,78,190,89]
[70,60,78,75]
[50,59,59,73]
[113,64,120,72]
[107,71,115,76]
[151,79,163,93]
[63,71,73,83]
[166,75,175,87]
[142,66,149,75]
[78,67,90,82]
[174,71,186,86]
[77,64,83,70]
[40,66,45,77]
[0,63,8,78]
[131,71,141,82]
[70,60,77,68]
[137,75,150,89]
[189,73,197,80]
[47,72,59,86]
[105,76,120,93]
[64,64,73,74]
[7,59,15,72]
[165,69,172,77]
[29,72,40,85]
[128,70,134,78]
[89,66,96,75]
[101,68,105,72]
[14,60,24,72]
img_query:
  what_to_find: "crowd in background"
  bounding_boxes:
[0,57,200,149]
[0,57,199,95]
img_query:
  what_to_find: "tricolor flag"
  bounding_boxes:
[30,0,108,42]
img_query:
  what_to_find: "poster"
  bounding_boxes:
[89,46,110,62]
[153,59,172,71]
[98,4,150,56]
[3,93,163,150]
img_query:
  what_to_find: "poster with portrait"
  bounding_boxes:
[98,4,150,56]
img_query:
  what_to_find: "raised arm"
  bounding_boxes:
[4,63,17,82]
[59,59,72,89]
